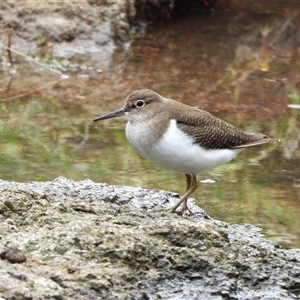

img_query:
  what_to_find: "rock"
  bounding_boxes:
[0,0,137,67]
[0,248,26,264]
[0,176,300,299]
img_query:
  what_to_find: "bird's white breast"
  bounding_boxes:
[126,119,243,174]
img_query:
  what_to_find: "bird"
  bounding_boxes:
[94,89,274,215]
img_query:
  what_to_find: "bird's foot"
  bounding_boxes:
[151,204,193,216]
[168,202,194,216]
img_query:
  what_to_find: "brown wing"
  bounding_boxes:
[173,106,271,150]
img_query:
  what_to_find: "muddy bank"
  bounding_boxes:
[0,177,300,299]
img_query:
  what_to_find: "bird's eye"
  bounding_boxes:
[136,100,145,108]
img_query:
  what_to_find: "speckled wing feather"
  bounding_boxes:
[173,107,271,150]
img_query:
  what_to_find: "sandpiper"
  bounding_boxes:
[94,89,273,215]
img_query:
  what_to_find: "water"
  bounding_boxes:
[1,4,300,248]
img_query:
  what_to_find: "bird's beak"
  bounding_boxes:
[93,108,125,122]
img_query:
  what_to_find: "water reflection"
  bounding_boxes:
[0,4,300,247]
[0,97,299,247]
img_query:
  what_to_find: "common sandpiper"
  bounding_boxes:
[94,89,274,215]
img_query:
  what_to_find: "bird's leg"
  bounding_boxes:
[185,172,192,191]
[169,173,198,215]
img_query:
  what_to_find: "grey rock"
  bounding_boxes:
[0,0,135,67]
[0,248,26,264]
[0,177,300,299]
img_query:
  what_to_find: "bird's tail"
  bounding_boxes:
[270,139,281,143]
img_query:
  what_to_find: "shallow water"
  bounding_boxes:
[1,3,300,247]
